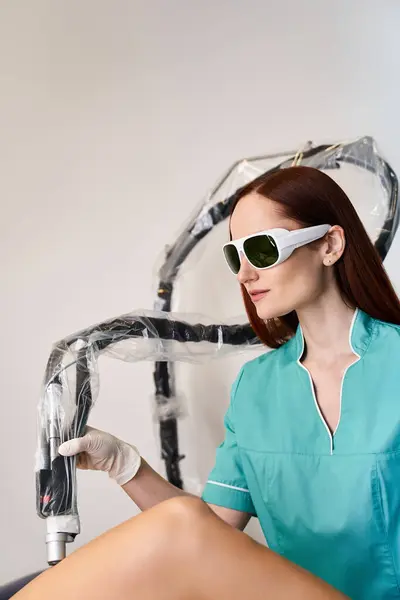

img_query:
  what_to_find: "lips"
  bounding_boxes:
[249,290,269,302]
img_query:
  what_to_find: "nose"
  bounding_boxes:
[236,253,259,285]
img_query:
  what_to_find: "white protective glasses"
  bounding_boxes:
[222,224,331,274]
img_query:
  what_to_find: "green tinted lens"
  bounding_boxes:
[223,244,241,274]
[243,234,279,268]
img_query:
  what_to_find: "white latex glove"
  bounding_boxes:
[58,426,141,486]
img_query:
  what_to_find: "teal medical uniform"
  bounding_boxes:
[202,309,400,599]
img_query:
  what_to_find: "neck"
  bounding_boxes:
[296,287,357,364]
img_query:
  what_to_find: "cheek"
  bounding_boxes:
[279,249,323,293]
[254,253,323,318]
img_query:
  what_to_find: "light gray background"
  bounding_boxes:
[1,0,400,583]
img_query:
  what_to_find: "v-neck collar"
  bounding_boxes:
[287,308,377,363]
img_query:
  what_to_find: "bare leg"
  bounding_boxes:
[13,497,348,600]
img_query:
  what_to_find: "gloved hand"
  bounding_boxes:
[58,426,141,486]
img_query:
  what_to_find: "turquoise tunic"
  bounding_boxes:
[202,309,400,599]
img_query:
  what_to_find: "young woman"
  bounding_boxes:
[14,166,400,600]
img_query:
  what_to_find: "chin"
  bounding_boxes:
[255,305,280,321]
[254,297,296,321]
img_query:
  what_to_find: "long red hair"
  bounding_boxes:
[229,166,400,348]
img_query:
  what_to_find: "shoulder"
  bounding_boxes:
[241,334,296,372]
[241,347,278,372]
[229,344,291,420]
[235,340,292,388]
[374,317,400,336]
[370,315,400,351]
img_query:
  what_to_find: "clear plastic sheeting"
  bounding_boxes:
[154,136,398,304]
[35,308,260,559]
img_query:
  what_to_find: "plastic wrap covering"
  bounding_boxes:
[34,135,399,568]
[35,310,259,562]
[155,136,398,301]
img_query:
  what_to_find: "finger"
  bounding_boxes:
[58,436,90,457]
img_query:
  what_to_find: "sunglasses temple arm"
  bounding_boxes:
[278,226,330,251]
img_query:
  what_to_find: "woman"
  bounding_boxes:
[15,166,400,599]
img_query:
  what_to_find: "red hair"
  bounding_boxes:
[229,166,400,348]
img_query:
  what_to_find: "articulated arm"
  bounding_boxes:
[35,310,259,564]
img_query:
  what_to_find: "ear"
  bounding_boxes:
[322,226,345,266]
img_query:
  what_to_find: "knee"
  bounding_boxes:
[158,496,211,528]
[155,496,213,550]
[130,497,214,590]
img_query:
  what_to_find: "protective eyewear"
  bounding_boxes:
[223,224,331,274]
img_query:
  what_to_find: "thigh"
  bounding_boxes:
[11,497,348,600]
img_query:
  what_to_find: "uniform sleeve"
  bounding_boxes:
[201,367,256,515]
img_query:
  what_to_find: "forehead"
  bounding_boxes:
[229,192,297,240]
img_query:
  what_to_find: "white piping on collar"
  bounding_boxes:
[347,307,361,358]
[334,308,361,437]
[296,308,361,455]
